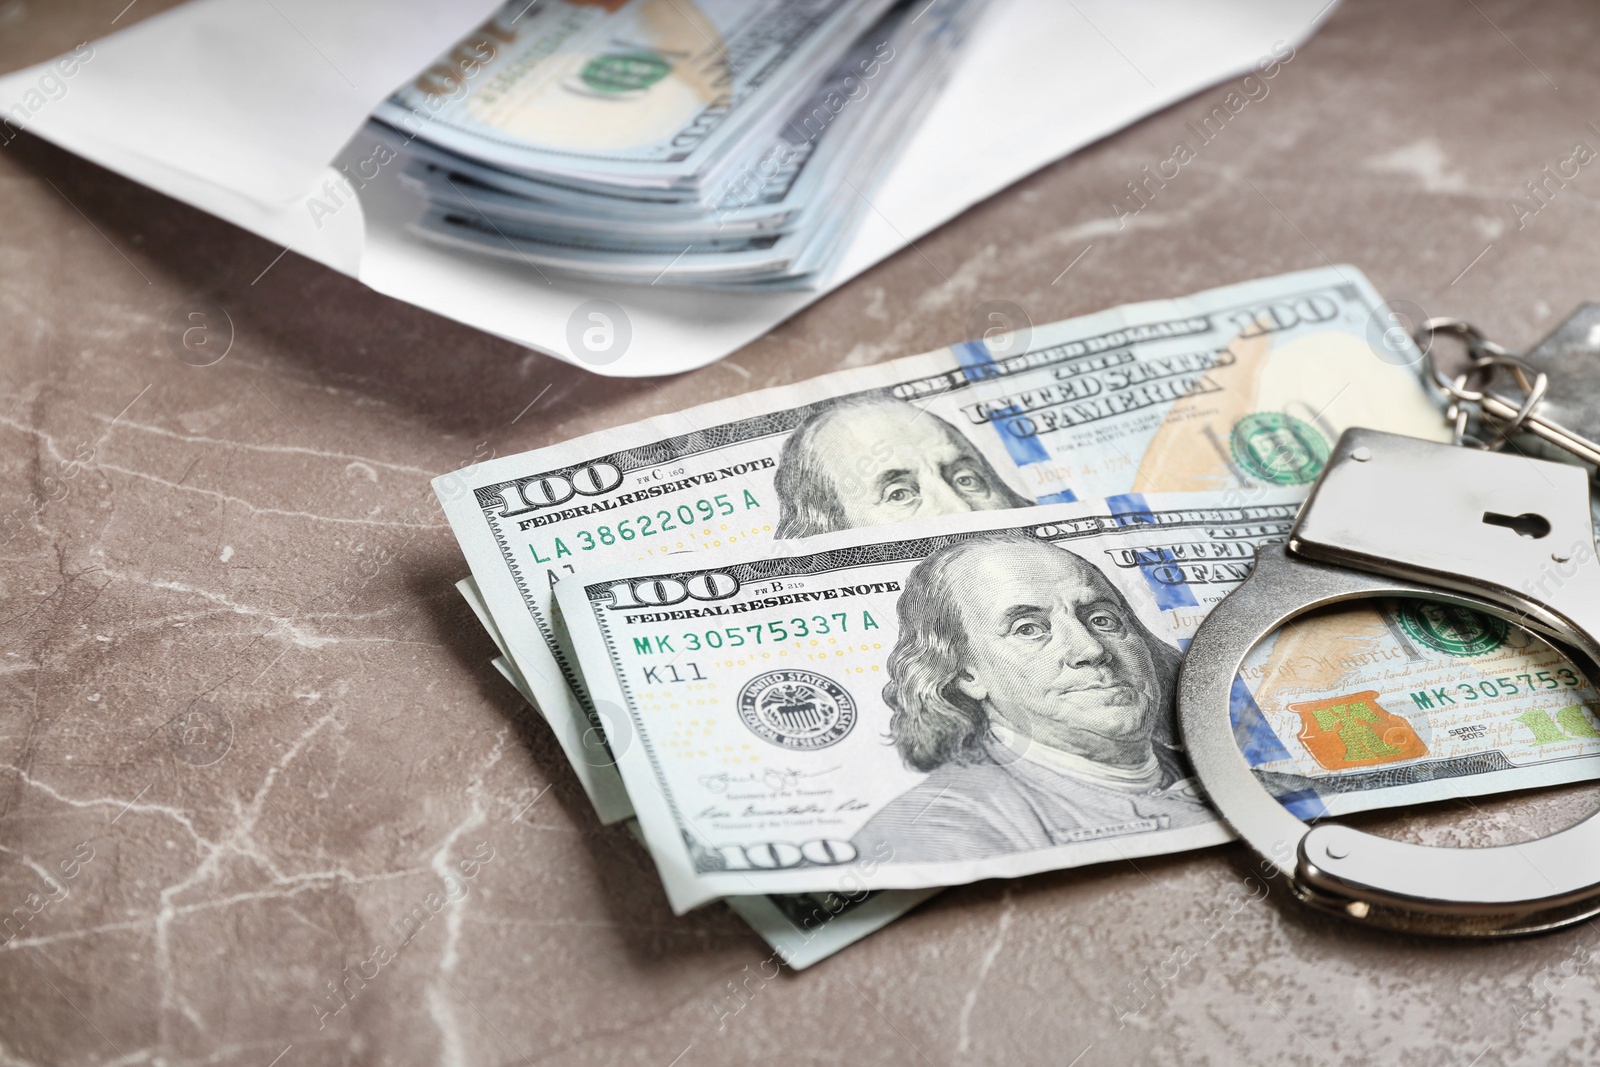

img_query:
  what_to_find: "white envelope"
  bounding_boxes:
[0,0,1337,376]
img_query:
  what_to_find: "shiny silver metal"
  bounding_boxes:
[1518,303,1600,466]
[1179,428,1600,936]
[1416,314,1600,465]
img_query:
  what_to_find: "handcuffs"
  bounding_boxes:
[1178,307,1600,936]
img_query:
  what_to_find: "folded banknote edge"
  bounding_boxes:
[0,0,1342,375]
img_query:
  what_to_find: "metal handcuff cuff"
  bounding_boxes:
[1178,312,1600,936]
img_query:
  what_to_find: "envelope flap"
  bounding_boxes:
[0,0,502,205]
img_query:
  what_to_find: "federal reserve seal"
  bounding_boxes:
[737,670,857,751]
[1230,412,1330,486]
[1396,599,1508,657]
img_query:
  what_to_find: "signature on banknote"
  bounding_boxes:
[698,767,839,797]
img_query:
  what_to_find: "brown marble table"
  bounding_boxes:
[4,1,1600,1064]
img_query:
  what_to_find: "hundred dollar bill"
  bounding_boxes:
[376,0,897,191]
[433,265,1446,823]
[1236,599,1600,818]
[492,651,937,966]
[463,579,938,967]
[720,887,940,969]
[412,0,978,288]
[407,0,948,233]
[552,492,1600,911]
[553,491,1284,910]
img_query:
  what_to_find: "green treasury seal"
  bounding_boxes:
[1230,412,1330,486]
[1396,600,1508,657]
[580,52,673,95]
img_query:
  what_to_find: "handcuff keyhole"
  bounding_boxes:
[1482,511,1552,539]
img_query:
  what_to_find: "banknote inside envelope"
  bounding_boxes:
[374,0,980,290]
[436,266,1600,955]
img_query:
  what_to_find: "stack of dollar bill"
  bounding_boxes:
[437,266,1600,966]
[373,0,978,289]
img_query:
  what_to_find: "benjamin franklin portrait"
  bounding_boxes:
[773,395,1033,538]
[851,534,1211,862]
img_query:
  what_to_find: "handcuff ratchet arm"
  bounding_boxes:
[1179,429,1600,935]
